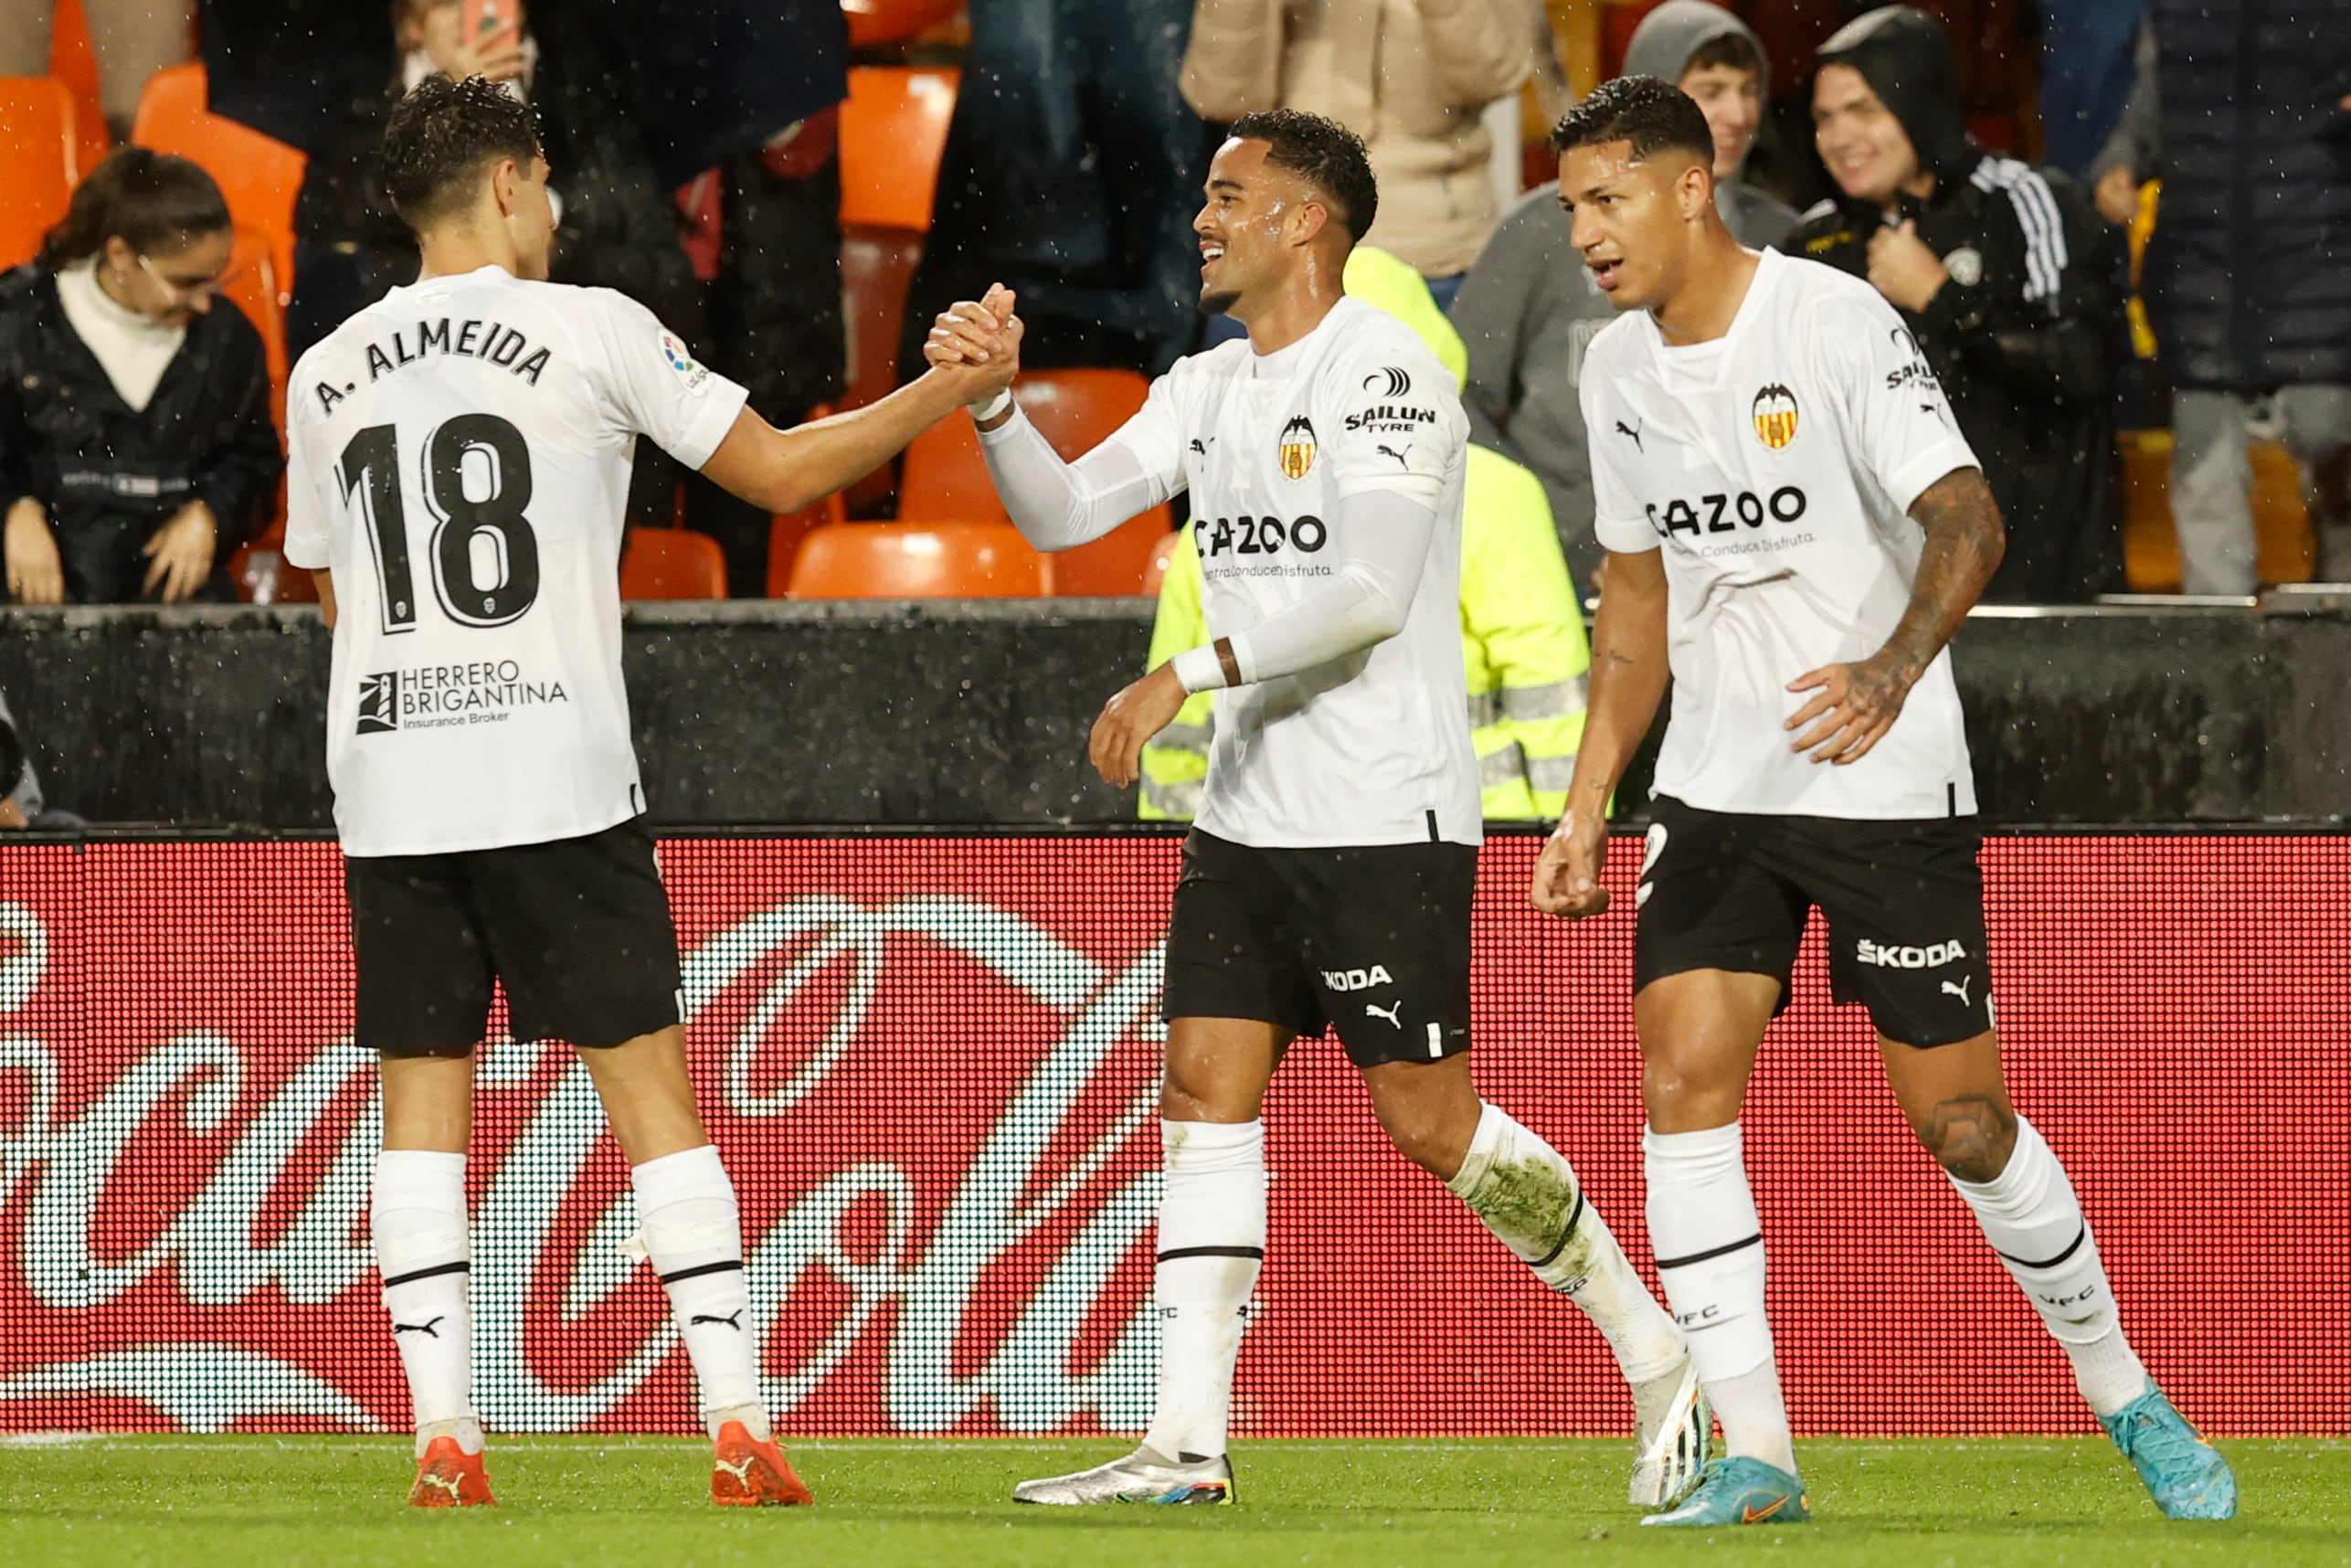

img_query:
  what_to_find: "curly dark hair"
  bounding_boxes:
[36,147,229,271]
[1549,75,1713,166]
[381,73,544,233]
[1229,109,1379,245]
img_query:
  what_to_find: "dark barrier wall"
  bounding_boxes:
[0,831,2342,1437]
[3,599,2349,826]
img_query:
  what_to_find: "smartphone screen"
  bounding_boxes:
[474,0,517,38]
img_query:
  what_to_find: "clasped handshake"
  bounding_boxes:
[923,283,1027,411]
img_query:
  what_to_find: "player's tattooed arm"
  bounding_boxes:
[1784,466,2003,766]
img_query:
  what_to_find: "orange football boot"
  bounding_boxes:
[711,1420,815,1506]
[408,1436,495,1508]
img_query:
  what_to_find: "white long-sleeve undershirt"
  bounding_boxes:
[976,407,1437,692]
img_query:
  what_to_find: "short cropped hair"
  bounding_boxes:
[1685,30,1765,79]
[381,73,544,233]
[1229,108,1379,245]
[1549,75,1715,167]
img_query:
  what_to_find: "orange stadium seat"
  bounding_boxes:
[2119,429,2314,592]
[0,78,80,270]
[842,0,964,48]
[765,494,848,597]
[620,527,729,599]
[788,520,1049,598]
[899,370,1170,593]
[48,0,110,176]
[132,64,306,302]
[839,67,958,231]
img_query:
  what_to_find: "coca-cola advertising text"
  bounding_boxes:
[0,833,2341,1437]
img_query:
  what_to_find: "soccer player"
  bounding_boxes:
[281,76,1017,1508]
[1530,77,2237,1526]
[923,109,1709,1509]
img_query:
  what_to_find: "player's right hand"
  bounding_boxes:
[4,498,62,606]
[923,285,1023,404]
[1530,812,1611,920]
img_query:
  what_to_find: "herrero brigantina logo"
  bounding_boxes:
[355,661,567,735]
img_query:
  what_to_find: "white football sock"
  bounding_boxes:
[1141,1119,1265,1464]
[1645,1122,1796,1476]
[373,1149,481,1460]
[1447,1102,1684,1384]
[1946,1117,2148,1415]
[632,1145,768,1441]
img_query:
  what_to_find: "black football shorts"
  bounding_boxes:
[1160,828,1477,1068]
[344,815,685,1053]
[1632,795,1995,1047]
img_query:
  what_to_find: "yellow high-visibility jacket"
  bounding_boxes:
[1139,247,1590,821]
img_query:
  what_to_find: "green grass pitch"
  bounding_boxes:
[5,1436,2347,1568]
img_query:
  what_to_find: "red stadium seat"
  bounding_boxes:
[788,520,1049,599]
[898,370,1169,594]
[842,0,964,48]
[131,64,305,305]
[0,78,79,270]
[620,527,729,599]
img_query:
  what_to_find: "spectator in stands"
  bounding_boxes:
[1453,2,1795,582]
[0,0,189,141]
[289,0,699,360]
[1793,5,2126,603]
[902,0,1213,381]
[1143,247,1589,822]
[0,150,280,606]
[1177,0,1537,305]
[2092,8,2351,592]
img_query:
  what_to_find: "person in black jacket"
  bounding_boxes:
[1791,5,2127,603]
[1,150,281,605]
[2093,5,2351,593]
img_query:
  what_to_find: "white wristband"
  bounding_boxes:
[1171,644,1226,694]
[971,389,1014,425]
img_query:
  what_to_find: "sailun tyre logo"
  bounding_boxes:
[356,673,400,734]
[1278,416,1318,481]
[1752,384,1800,450]
[1361,366,1412,399]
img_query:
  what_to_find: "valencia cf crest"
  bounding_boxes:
[1278,415,1318,480]
[1752,385,1800,450]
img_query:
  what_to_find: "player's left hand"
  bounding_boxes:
[1866,220,1950,313]
[923,284,1023,403]
[1088,662,1188,789]
[141,500,217,603]
[1784,652,1918,765]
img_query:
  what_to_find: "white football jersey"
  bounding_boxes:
[1581,250,1982,819]
[1108,296,1480,848]
[283,264,748,856]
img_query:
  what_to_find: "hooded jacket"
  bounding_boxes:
[1791,5,2126,602]
[0,266,281,604]
[1452,1,1795,579]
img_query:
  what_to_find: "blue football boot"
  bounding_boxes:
[1641,1456,1811,1527]
[2101,1383,2237,1520]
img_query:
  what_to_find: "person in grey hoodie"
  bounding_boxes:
[1452,1,1797,581]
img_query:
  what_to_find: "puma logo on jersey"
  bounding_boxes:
[1320,965,1393,991]
[393,1316,445,1339]
[691,1311,745,1332]
[1364,1001,1403,1028]
[1376,442,1413,468]
[1615,418,1644,450]
[1942,977,1974,1007]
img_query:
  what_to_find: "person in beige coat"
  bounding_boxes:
[1179,0,1537,301]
